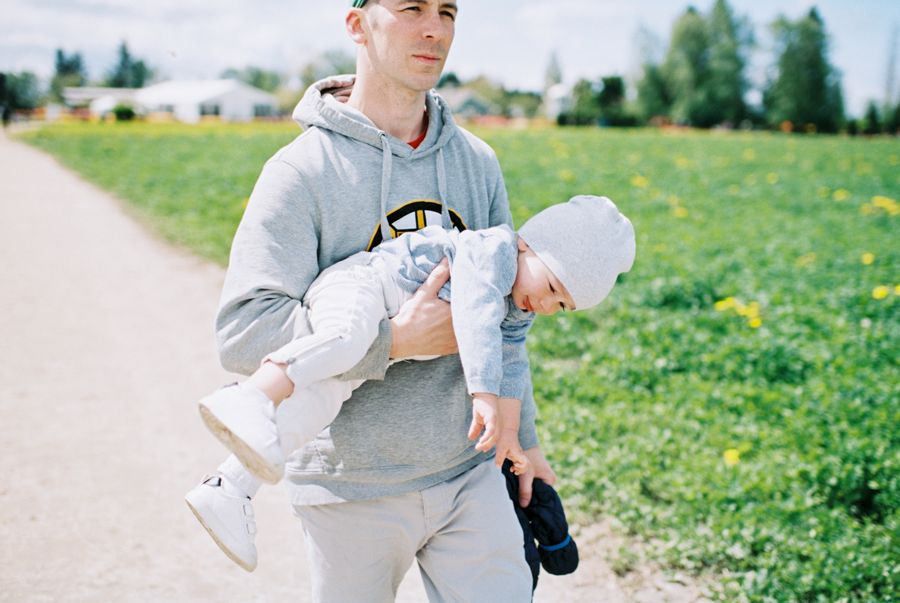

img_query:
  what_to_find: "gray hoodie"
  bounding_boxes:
[215,76,539,505]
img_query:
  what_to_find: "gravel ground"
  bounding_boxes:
[0,129,710,603]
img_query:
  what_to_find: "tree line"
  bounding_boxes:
[562,1,900,134]
[4,3,899,134]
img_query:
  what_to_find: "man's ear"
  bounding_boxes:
[346,9,367,44]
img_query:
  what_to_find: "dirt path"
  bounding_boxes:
[0,130,708,603]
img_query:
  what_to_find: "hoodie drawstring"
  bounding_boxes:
[436,147,452,230]
[379,133,393,242]
[378,132,453,243]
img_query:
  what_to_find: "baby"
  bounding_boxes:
[186,195,635,571]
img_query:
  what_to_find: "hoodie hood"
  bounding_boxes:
[292,75,458,242]
[292,75,457,160]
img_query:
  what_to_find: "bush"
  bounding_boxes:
[112,104,136,121]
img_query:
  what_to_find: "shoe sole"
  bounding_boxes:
[185,495,257,572]
[199,404,284,485]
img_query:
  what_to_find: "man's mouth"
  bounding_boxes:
[413,53,441,65]
[523,297,534,313]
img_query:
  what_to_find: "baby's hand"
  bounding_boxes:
[494,429,530,475]
[468,393,500,452]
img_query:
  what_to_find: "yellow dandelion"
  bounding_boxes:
[744,174,758,186]
[558,168,576,182]
[749,317,763,329]
[796,252,817,267]
[745,302,761,319]
[872,196,900,216]
[833,189,851,202]
[728,184,741,195]
[817,186,831,198]
[650,188,662,198]
[862,253,875,265]
[676,157,692,169]
[895,284,900,295]
[242,197,250,209]
[766,173,779,184]
[631,175,650,188]
[667,195,680,206]
[889,155,899,166]
[653,244,667,252]
[742,148,757,161]
[873,286,890,300]
[724,449,740,466]
[715,298,735,311]
[673,206,689,218]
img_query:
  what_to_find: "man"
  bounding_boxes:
[189,1,555,600]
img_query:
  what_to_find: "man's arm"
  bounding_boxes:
[216,160,321,375]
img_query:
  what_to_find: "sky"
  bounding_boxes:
[2,0,899,118]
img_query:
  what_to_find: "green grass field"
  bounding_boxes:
[19,122,900,601]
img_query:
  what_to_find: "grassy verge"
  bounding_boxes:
[19,121,900,601]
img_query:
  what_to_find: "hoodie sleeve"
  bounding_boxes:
[216,154,393,380]
[215,158,323,376]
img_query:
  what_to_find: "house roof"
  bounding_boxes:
[62,87,136,106]
[135,79,275,106]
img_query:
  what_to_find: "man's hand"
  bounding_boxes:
[517,446,557,508]
[389,259,458,358]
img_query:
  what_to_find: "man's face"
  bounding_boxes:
[363,0,457,93]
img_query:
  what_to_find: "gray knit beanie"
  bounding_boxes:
[517,196,635,311]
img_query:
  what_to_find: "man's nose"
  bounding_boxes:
[421,10,444,40]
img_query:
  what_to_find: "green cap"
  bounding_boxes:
[351,0,367,7]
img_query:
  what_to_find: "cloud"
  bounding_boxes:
[515,0,635,47]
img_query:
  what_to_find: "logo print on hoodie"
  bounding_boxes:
[366,200,467,251]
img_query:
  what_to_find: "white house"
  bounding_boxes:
[63,80,278,123]
[134,80,277,123]
[543,83,573,120]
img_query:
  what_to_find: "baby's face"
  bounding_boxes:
[511,237,575,315]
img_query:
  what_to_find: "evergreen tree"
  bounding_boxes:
[885,101,900,135]
[706,0,750,125]
[862,101,882,134]
[597,76,636,126]
[763,9,844,132]
[636,1,750,127]
[2,72,41,110]
[544,51,563,92]
[563,78,601,125]
[636,63,672,122]
[106,41,150,88]
[661,7,711,126]
[50,49,87,101]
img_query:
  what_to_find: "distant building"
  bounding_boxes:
[62,87,136,108]
[62,79,277,123]
[543,83,573,120]
[135,80,276,123]
[435,87,499,120]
